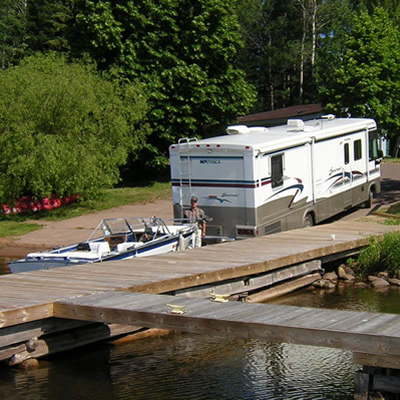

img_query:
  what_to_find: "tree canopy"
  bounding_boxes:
[2,0,400,203]
[75,0,256,166]
[0,0,26,69]
[0,54,149,202]
[318,8,400,138]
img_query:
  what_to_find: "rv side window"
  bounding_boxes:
[344,143,349,165]
[354,139,362,161]
[271,154,284,188]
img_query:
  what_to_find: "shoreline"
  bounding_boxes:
[0,162,399,259]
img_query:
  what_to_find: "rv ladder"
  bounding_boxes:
[177,137,198,218]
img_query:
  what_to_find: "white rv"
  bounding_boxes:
[169,116,381,240]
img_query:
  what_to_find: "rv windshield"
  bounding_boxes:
[369,130,380,161]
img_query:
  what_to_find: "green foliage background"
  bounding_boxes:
[0,54,149,202]
[76,0,256,167]
[319,8,400,137]
[2,0,400,203]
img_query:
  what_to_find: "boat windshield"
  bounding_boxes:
[87,217,171,241]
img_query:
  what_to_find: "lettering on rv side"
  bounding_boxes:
[329,166,343,176]
[221,192,239,198]
[208,193,239,203]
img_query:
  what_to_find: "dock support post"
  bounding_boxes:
[354,353,400,397]
[354,368,370,400]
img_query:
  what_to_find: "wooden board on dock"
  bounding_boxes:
[54,290,400,357]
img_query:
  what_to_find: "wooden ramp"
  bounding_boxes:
[1,218,400,330]
[54,290,400,362]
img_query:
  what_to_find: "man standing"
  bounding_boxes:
[185,196,207,247]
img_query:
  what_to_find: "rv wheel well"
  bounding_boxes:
[361,185,376,209]
[303,212,314,227]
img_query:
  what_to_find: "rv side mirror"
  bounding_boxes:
[375,149,383,165]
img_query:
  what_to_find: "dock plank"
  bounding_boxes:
[54,291,400,357]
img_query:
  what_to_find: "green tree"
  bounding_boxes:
[236,0,355,111]
[25,0,79,53]
[318,8,400,142]
[236,0,302,110]
[0,54,149,203]
[357,0,400,22]
[75,0,256,168]
[0,0,27,69]
[315,0,355,100]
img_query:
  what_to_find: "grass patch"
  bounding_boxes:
[382,157,400,164]
[376,203,400,225]
[383,217,400,226]
[0,221,42,238]
[386,202,400,215]
[377,202,400,225]
[36,182,172,221]
[0,182,171,237]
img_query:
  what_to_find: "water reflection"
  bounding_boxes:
[270,282,400,315]
[1,259,400,399]
[0,333,355,400]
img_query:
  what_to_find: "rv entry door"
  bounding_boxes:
[343,139,352,208]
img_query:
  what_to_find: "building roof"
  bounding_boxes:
[237,104,323,125]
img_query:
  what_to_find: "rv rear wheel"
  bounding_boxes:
[362,190,374,209]
[303,213,314,228]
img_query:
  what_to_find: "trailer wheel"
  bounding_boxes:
[303,213,314,228]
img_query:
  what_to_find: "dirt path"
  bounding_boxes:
[1,163,399,258]
[0,199,174,257]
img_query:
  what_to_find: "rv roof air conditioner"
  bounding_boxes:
[226,125,268,135]
[287,119,305,131]
[249,127,268,134]
[226,125,250,135]
[321,114,336,120]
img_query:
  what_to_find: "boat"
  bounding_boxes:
[9,217,198,273]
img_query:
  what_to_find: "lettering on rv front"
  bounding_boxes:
[200,159,221,164]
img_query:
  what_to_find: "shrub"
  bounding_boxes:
[357,232,400,277]
[0,53,149,203]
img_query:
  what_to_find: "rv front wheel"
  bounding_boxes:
[303,213,314,228]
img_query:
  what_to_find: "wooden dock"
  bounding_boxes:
[2,218,396,329]
[2,217,400,397]
[55,290,400,368]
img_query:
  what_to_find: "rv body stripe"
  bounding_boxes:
[173,165,377,191]
[325,170,376,190]
[266,183,305,201]
[261,178,272,186]
[172,181,257,189]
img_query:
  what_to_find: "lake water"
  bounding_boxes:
[1,256,400,399]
